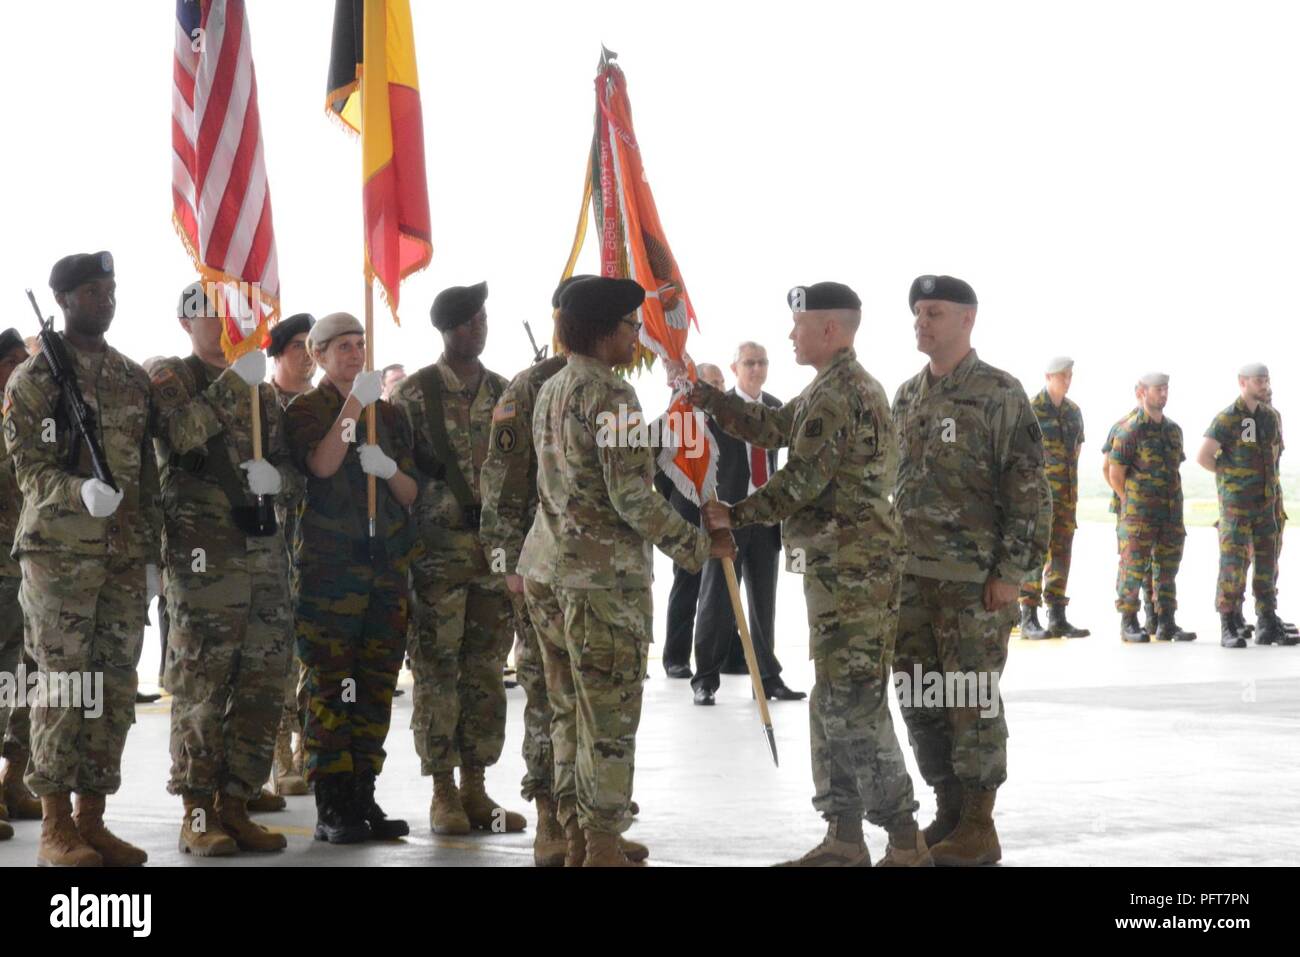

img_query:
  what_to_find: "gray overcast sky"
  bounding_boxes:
[6,0,1298,458]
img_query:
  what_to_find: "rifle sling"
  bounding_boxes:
[417,365,481,513]
[180,355,263,513]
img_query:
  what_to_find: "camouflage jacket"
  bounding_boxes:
[1205,397,1283,518]
[148,355,302,566]
[693,347,903,577]
[270,380,308,562]
[3,335,161,561]
[517,353,709,589]
[1108,408,1184,523]
[1031,388,1084,508]
[893,348,1051,584]
[391,356,508,587]
[479,355,567,575]
[0,445,19,578]
[285,380,417,571]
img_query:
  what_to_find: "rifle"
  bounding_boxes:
[25,290,118,492]
[523,320,547,364]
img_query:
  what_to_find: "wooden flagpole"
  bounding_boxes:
[365,276,377,536]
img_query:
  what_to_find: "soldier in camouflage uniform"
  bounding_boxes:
[692,282,925,868]
[1196,363,1294,647]
[1019,356,1090,639]
[146,283,305,856]
[1102,403,1157,636]
[391,282,524,837]
[285,312,418,844]
[892,275,1051,867]
[1108,372,1196,643]
[4,252,160,867]
[518,277,725,867]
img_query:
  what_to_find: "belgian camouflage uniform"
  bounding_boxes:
[391,357,512,777]
[1205,398,1284,614]
[694,348,918,828]
[1102,412,1153,609]
[148,356,301,800]
[1108,409,1186,614]
[3,337,161,797]
[285,382,417,781]
[0,443,32,762]
[518,354,709,834]
[479,355,567,803]
[271,381,308,762]
[892,349,1050,793]
[1020,389,1084,607]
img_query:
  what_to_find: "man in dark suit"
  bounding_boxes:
[692,344,806,705]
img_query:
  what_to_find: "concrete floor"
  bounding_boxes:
[1,522,1297,867]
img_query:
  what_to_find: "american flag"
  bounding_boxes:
[172,0,280,356]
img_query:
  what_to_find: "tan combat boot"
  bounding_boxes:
[929,789,1001,866]
[619,835,649,863]
[430,771,470,835]
[875,822,934,867]
[216,793,288,852]
[247,786,287,813]
[37,793,102,867]
[582,829,635,867]
[1,747,43,819]
[533,793,566,867]
[458,765,525,832]
[923,780,962,848]
[74,792,147,866]
[272,727,308,797]
[563,815,585,867]
[775,816,871,867]
[178,793,237,857]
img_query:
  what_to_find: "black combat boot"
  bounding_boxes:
[1120,613,1148,643]
[313,775,369,844]
[1155,609,1197,642]
[1018,605,1049,640]
[1230,608,1254,639]
[1255,609,1284,645]
[1046,603,1090,638]
[1142,594,1158,636]
[354,768,409,840]
[1220,613,1246,648]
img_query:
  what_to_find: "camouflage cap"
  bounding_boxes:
[1045,356,1074,374]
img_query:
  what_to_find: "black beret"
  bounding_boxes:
[558,277,645,324]
[0,328,25,358]
[787,281,861,312]
[432,281,488,331]
[552,274,596,309]
[909,275,977,311]
[268,313,315,357]
[50,251,114,294]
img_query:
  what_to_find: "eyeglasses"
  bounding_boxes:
[620,317,643,333]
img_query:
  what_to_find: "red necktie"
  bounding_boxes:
[750,444,768,487]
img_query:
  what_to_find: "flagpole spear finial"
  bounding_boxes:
[600,44,617,66]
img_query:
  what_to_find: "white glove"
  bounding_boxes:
[358,443,398,479]
[80,478,123,518]
[146,564,162,604]
[349,370,384,408]
[230,349,267,386]
[239,458,282,496]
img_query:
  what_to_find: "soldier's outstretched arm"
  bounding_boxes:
[147,358,253,454]
[991,389,1051,583]
[690,381,795,450]
[4,370,85,512]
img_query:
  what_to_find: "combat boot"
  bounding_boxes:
[1255,609,1284,645]
[178,792,237,857]
[1231,609,1254,639]
[430,771,470,835]
[73,792,147,866]
[563,815,586,866]
[1220,613,1247,649]
[0,795,12,841]
[929,789,1001,867]
[922,780,962,847]
[247,787,286,812]
[1046,603,1090,638]
[217,792,288,852]
[533,793,566,867]
[1018,604,1048,640]
[272,727,308,797]
[582,829,636,867]
[875,822,933,867]
[313,775,369,844]
[1155,610,1197,642]
[1120,613,1149,643]
[354,767,409,839]
[1,746,43,819]
[775,816,871,867]
[620,835,649,863]
[1142,595,1158,636]
[36,793,101,867]
[459,765,526,832]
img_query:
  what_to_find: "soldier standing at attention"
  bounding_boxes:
[149,283,303,855]
[692,282,926,867]
[1102,398,1157,637]
[4,252,160,867]
[286,312,418,844]
[892,275,1051,867]
[391,282,524,837]
[1196,363,1293,647]
[1018,357,1089,639]
[518,276,726,866]
[1108,373,1196,643]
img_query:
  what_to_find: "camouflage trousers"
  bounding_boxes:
[409,576,513,775]
[296,561,408,780]
[1115,517,1185,614]
[525,580,647,835]
[510,590,553,802]
[1020,502,1077,606]
[804,569,918,828]
[18,554,146,797]
[164,546,292,800]
[1216,513,1278,615]
[0,575,34,755]
[1115,514,1154,608]
[895,575,1013,792]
